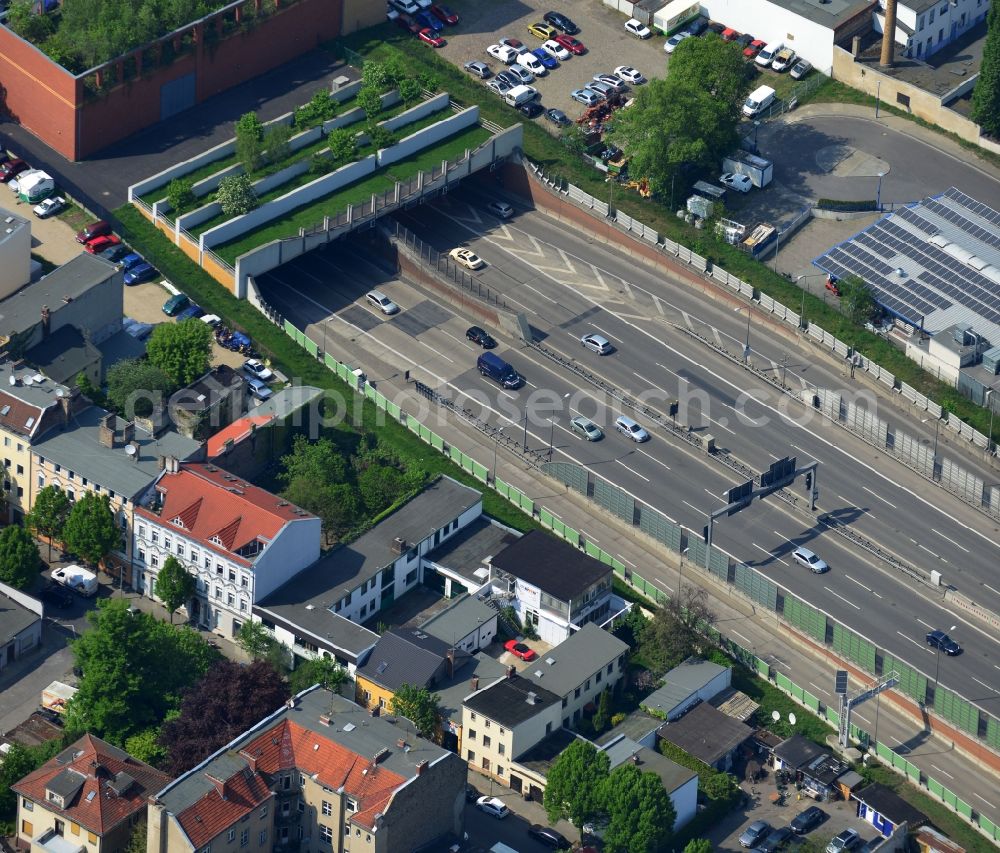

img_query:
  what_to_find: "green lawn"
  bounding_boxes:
[213,124,491,264]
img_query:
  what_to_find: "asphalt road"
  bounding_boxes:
[256,193,1000,719]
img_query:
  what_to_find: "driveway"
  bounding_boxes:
[0,48,347,217]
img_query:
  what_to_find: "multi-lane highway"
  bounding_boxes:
[257,189,1000,721]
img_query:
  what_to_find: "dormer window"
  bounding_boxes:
[210,535,223,546]
[171,516,185,528]
[46,790,66,808]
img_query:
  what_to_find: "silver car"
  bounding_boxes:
[571,416,604,441]
[464,60,492,79]
[509,63,535,84]
[792,547,829,573]
[739,821,771,848]
[487,78,513,96]
[615,415,649,442]
[581,332,613,354]
[366,290,399,315]
[587,80,616,98]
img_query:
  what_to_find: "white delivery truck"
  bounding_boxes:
[722,150,773,188]
[52,564,99,597]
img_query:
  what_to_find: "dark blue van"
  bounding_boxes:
[477,351,522,389]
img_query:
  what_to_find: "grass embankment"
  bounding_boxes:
[337,27,1000,444]
[213,124,490,264]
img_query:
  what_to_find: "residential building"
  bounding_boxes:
[436,653,508,755]
[25,325,102,389]
[169,364,246,440]
[0,362,74,521]
[770,734,848,800]
[876,0,989,60]
[256,476,483,650]
[462,672,562,786]
[600,735,698,830]
[488,530,614,645]
[0,206,31,299]
[355,628,469,713]
[12,734,171,853]
[640,657,731,721]
[854,782,928,836]
[656,702,752,772]
[146,687,466,853]
[32,408,202,585]
[0,580,43,676]
[423,515,521,598]
[133,462,320,637]
[419,593,499,653]
[521,623,629,729]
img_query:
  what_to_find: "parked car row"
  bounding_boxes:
[386,0,458,48]
[739,813,870,852]
[74,219,160,284]
[569,66,645,107]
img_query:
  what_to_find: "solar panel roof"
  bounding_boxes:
[812,188,1000,342]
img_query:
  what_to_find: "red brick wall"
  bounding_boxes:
[0,27,79,160]
[0,0,343,161]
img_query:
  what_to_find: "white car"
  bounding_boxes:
[571,88,603,106]
[755,42,782,66]
[33,196,66,218]
[243,358,274,381]
[449,247,486,270]
[487,200,514,219]
[487,43,519,64]
[200,313,221,327]
[664,31,691,53]
[720,172,753,193]
[615,415,650,442]
[542,39,571,60]
[624,18,652,38]
[792,547,829,574]
[476,796,510,819]
[390,0,419,14]
[508,63,535,84]
[517,52,546,75]
[614,65,645,84]
[366,289,400,315]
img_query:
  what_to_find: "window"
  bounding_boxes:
[16,464,23,475]
[929,8,935,22]
[364,690,371,702]
[37,474,44,490]
[21,799,32,812]
[82,478,87,487]
[585,679,591,691]
[3,458,9,468]
[405,568,417,585]
[484,719,491,728]
[68,470,74,480]
[483,736,491,748]
[481,757,490,771]
[217,563,224,575]
[205,556,211,569]
[260,805,268,817]
[1,437,6,446]
[321,800,332,816]
[498,743,505,755]
[499,727,505,735]
[54,464,61,473]
[150,554,159,568]
[240,599,247,612]
[258,831,267,846]
[574,687,581,699]
[228,593,235,606]
[229,569,236,582]
[319,826,333,843]
[200,848,211,853]
[138,524,145,538]
[228,830,236,842]
[470,712,477,720]
[467,729,476,741]
[241,829,249,847]
[346,799,357,813]
[151,531,159,544]
[607,662,613,675]
[596,671,602,684]
[360,603,367,617]
[164,537,172,550]
[497,766,504,776]
[215,587,222,599]
[467,749,476,762]
[139,548,146,563]
[546,721,553,735]
[177,543,184,556]
[241,575,249,588]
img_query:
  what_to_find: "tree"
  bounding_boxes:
[159,659,290,774]
[288,657,350,694]
[605,76,739,199]
[398,77,423,105]
[600,763,675,853]
[146,318,213,387]
[972,0,1000,137]
[327,127,359,163]
[216,173,258,217]
[0,525,40,589]
[640,584,716,675]
[154,556,196,623]
[361,61,391,93]
[837,274,877,324]
[236,620,278,660]
[25,484,71,561]
[75,370,105,407]
[561,123,589,156]
[65,599,218,743]
[106,358,173,417]
[295,89,338,128]
[367,124,396,151]
[124,820,148,853]
[0,740,63,827]
[262,122,293,166]
[235,111,265,172]
[593,688,613,733]
[166,178,195,212]
[702,770,739,801]
[543,739,610,828]
[125,727,167,767]
[389,684,441,739]
[62,492,119,567]
[667,35,753,121]
[279,436,360,543]
[357,464,409,512]
[683,840,713,853]
[356,86,383,120]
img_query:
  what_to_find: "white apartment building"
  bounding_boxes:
[877,0,990,60]
[133,462,320,636]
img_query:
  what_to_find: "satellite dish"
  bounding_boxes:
[788,713,797,726]
[771,711,780,722]
[8,375,15,385]
[56,388,65,398]
[125,444,137,456]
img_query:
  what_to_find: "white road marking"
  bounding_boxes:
[704,488,724,502]
[917,618,934,630]
[985,583,1000,597]
[752,543,788,566]
[616,459,650,482]
[930,763,954,780]
[862,486,897,508]
[682,500,701,514]
[439,329,475,350]
[653,578,672,593]
[635,447,670,469]
[419,340,453,362]
[931,529,969,552]
[917,543,944,562]
[731,629,752,645]
[808,681,828,695]
[973,676,998,694]
[896,631,927,651]
[854,713,872,725]
[824,586,861,610]
[975,793,998,809]
[844,574,882,599]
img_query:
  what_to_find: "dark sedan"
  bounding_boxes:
[545,108,570,126]
[528,824,570,849]
[756,826,794,852]
[789,806,825,835]
[926,629,962,655]
[0,158,29,183]
[543,10,579,33]
[466,326,497,348]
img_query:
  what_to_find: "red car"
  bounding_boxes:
[0,159,28,183]
[721,27,740,41]
[418,27,445,46]
[430,3,458,24]
[84,234,122,254]
[554,33,585,54]
[504,640,537,661]
[744,38,766,58]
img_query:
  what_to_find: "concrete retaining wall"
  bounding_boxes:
[378,106,479,167]
[253,157,315,197]
[380,93,450,132]
[191,163,244,199]
[178,201,224,231]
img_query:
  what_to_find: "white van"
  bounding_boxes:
[743,85,776,117]
[755,42,782,67]
[504,84,538,108]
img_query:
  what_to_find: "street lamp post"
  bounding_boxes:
[795,273,828,328]
[876,171,886,211]
[737,304,752,362]
[492,426,504,483]
[548,394,570,460]
[922,415,943,480]
[932,625,958,694]
[986,388,996,456]
[753,120,761,152]
[875,80,882,119]
[522,409,529,453]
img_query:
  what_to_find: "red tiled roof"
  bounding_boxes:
[12,733,172,836]
[240,720,406,829]
[206,415,273,458]
[175,768,273,849]
[135,463,313,564]
[0,390,47,439]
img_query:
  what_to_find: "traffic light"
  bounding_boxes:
[805,472,813,492]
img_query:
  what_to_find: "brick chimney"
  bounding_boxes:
[415,761,428,776]
[446,648,456,678]
[880,0,898,67]
[122,420,135,445]
[99,413,116,448]
[40,305,50,338]
[470,675,479,691]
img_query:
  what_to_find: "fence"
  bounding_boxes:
[525,160,1000,524]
